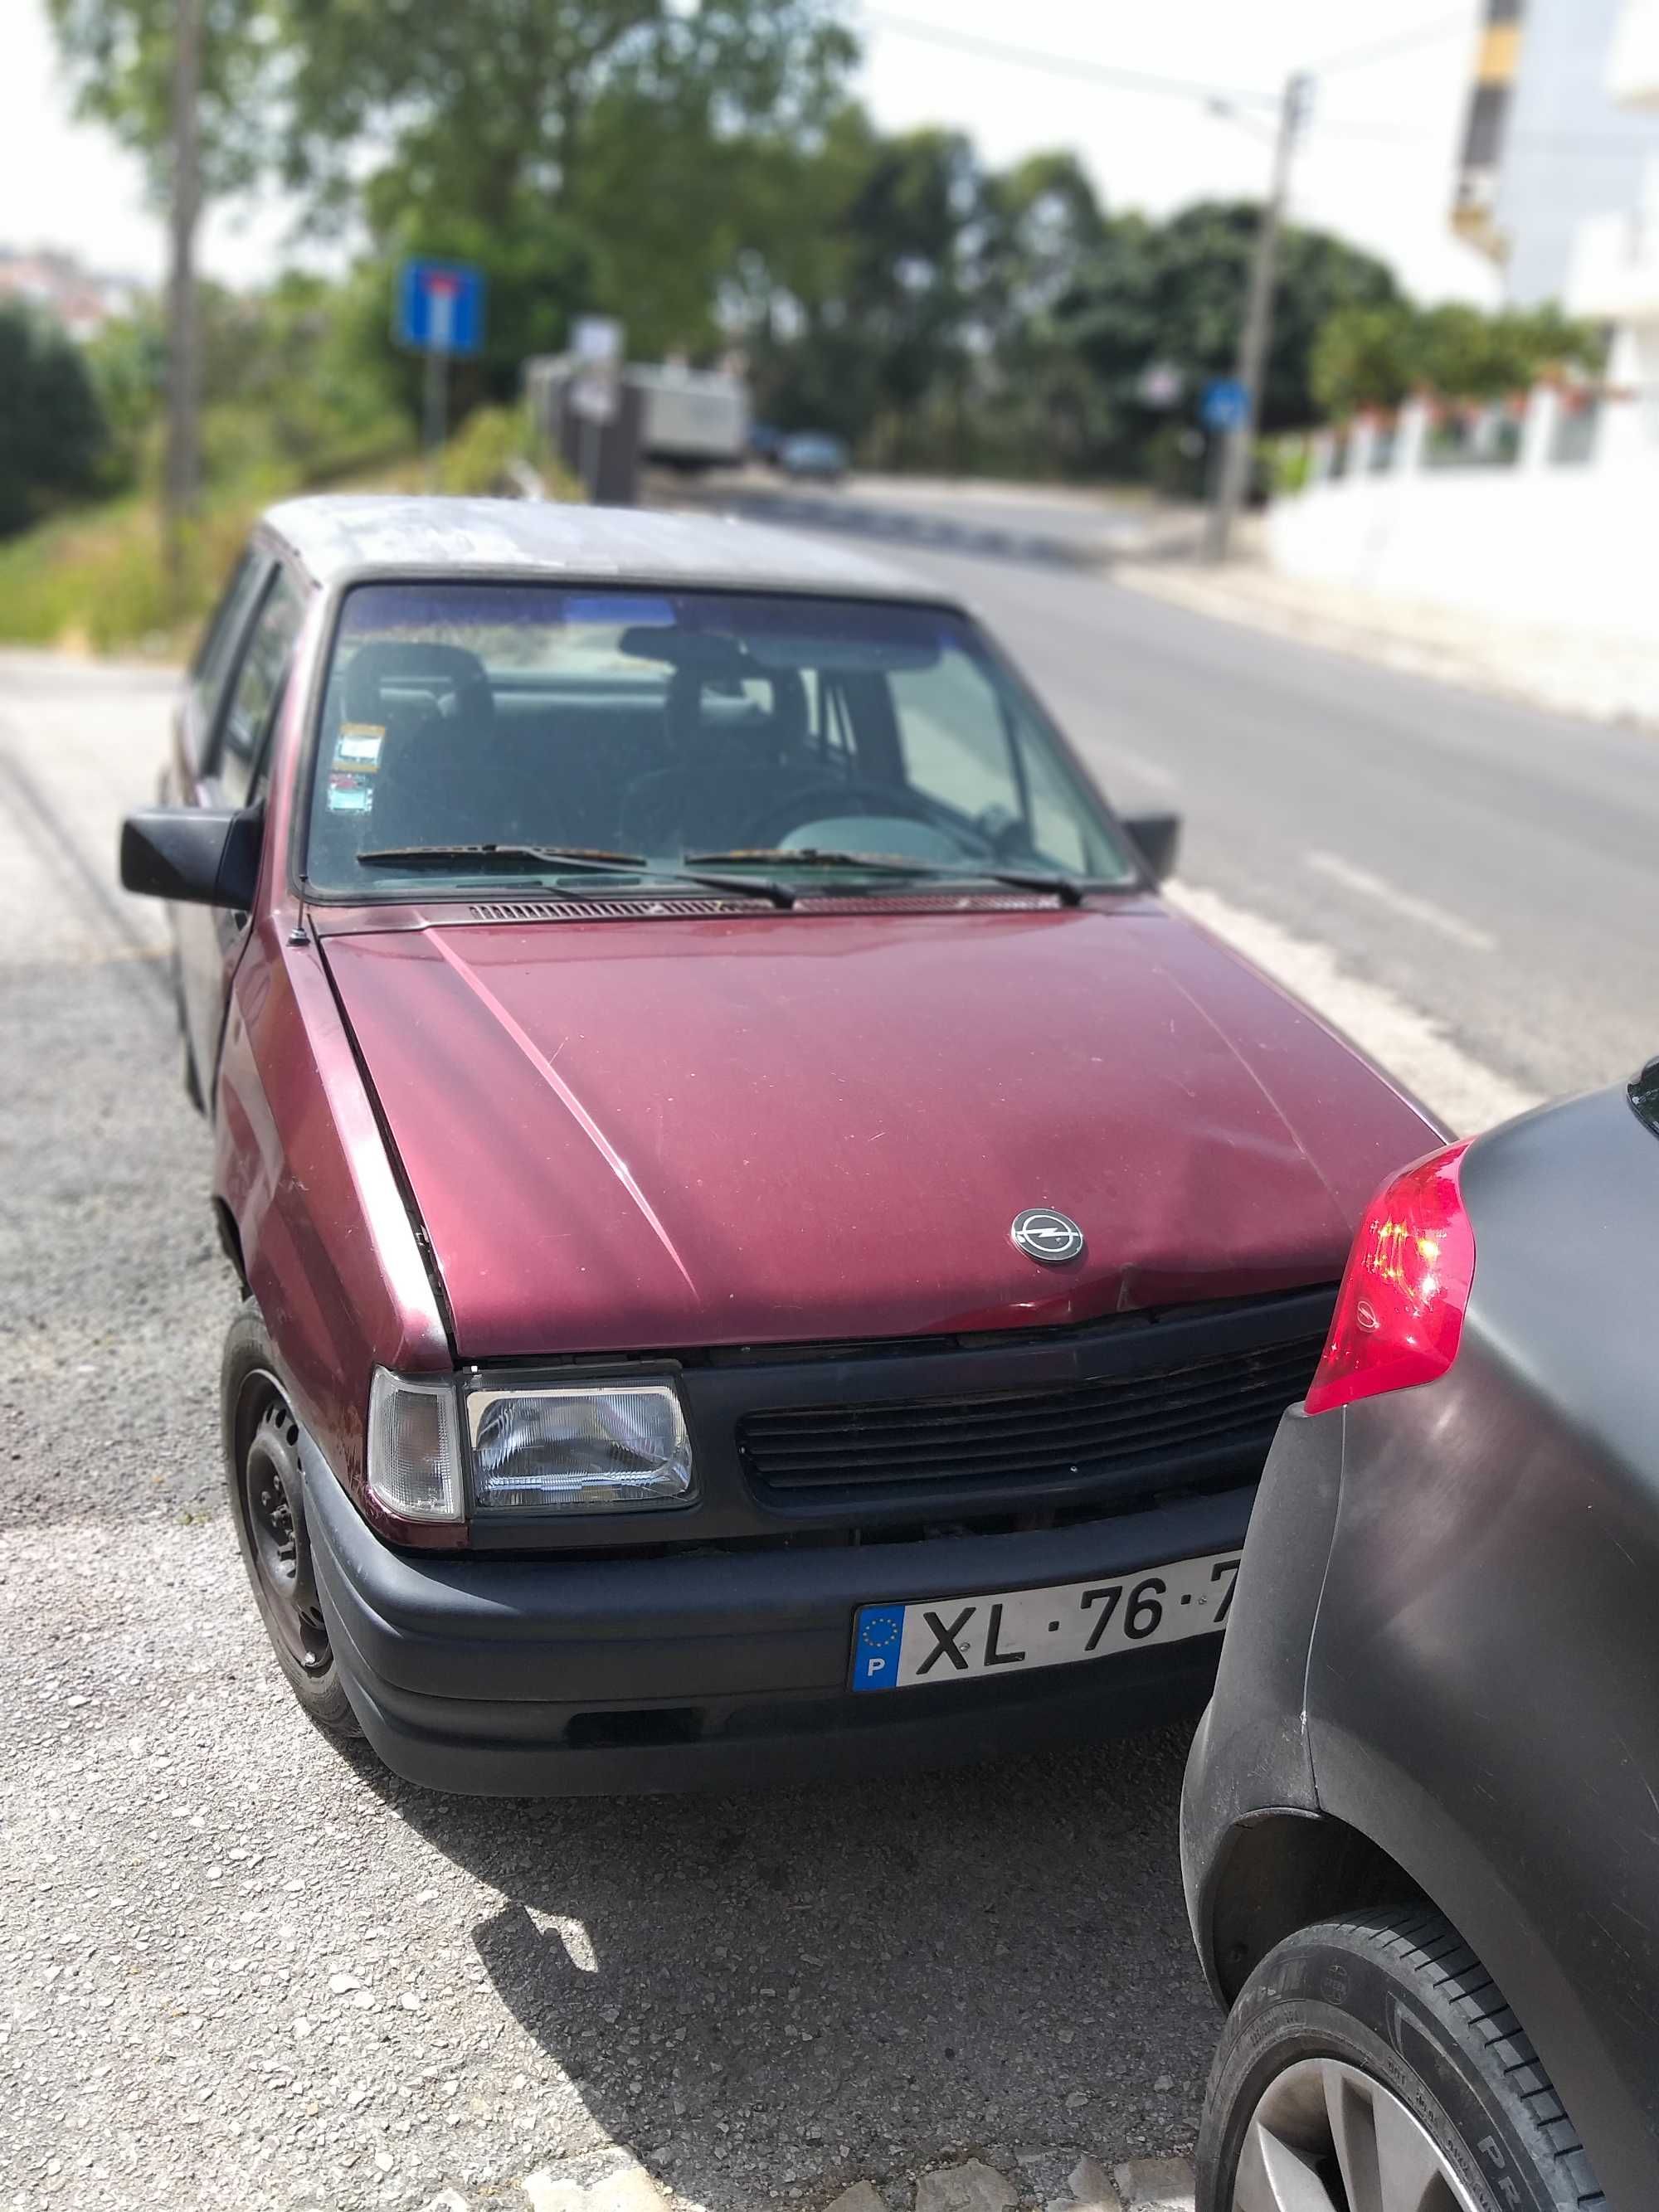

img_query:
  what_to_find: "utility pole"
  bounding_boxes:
[1205,69,1310,563]
[163,0,204,615]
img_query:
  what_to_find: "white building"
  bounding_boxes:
[1569,0,1659,440]
[1263,0,1659,654]
[1453,0,1659,306]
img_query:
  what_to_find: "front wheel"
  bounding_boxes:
[1197,1908,1603,2212]
[221,1306,362,1742]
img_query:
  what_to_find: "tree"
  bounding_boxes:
[278,0,858,386]
[47,1,861,442]
[0,304,109,536]
[1311,299,1607,416]
[47,0,284,585]
[1057,200,1402,454]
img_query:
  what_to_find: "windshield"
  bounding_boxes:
[303,581,1136,897]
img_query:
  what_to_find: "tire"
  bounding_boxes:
[221,1305,362,1743]
[1198,1907,1604,2212]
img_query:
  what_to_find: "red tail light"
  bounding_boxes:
[1304,1141,1475,1417]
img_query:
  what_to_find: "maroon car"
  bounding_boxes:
[120,495,1437,1795]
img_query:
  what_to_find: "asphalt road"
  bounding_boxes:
[2,507,1654,2212]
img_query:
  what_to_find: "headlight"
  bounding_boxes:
[465,1381,695,1515]
[367,1369,465,1522]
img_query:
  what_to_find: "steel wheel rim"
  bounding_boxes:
[1233,2057,1484,2212]
[237,1372,331,1675]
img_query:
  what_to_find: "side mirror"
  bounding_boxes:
[1121,809,1181,887]
[120,806,262,911]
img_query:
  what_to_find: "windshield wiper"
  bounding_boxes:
[359,843,649,873]
[356,842,798,908]
[687,848,1092,906]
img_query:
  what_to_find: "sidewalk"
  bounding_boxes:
[1114,533,1659,731]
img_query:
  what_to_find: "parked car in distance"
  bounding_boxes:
[778,430,849,483]
[1183,1072,1659,2210]
[120,493,1438,1796]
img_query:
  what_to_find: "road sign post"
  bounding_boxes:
[569,316,625,500]
[1204,71,1311,563]
[395,259,487,488]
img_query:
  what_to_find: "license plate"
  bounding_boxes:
[850,1548,1241,1692]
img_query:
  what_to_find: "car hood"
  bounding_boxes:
[321,906,1440,1360]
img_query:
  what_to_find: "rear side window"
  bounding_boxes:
[189,552,270,737]
[217,572,307,806]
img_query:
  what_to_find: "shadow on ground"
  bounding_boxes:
[356,1725,1216,2205]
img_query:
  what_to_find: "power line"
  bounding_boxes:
[1313,8,1477,77]
[863,8,1280,111]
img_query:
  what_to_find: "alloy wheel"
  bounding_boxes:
[1233,2057,1483,2212]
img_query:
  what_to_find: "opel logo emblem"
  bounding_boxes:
[1011,1208,1085,1266]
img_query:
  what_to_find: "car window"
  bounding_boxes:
[189,552,269,738]
[889,657,1022,826]
[217,572,307,808]
[302,582,1135,897]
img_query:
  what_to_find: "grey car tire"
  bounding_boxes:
[1197,1907,1604,2212]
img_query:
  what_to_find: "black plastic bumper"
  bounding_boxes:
[304,1457,1258,1796]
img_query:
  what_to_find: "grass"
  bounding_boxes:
[0,406,579,659]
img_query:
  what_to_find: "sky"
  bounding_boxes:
[1,0,1500,305]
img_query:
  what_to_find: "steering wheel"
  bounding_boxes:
[742,779,955,848]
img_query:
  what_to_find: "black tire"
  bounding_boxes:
[169,950,206,1114]
[1198,1907,1604,2212]
[221,1305,362,1742]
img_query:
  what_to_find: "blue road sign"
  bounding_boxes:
[396,259,486,357]
[1202,377,1249,433]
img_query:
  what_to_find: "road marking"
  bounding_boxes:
[1305,849,1496,953]
[1164,880,1541,1136]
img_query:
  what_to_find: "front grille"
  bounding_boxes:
[738,1331,1324,1502]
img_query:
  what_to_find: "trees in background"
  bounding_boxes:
[1311,300,1605,417]
[30,0,1618,531]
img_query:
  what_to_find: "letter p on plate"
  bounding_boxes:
[852,1604,906,1690]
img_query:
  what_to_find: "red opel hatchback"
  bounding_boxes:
[121,495,1438,1795]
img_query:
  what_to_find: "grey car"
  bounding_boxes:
[1182,1070,1659,2210]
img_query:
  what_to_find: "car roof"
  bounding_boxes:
[258,494,957,606]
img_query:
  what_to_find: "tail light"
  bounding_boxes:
[1304,1141,1475,1417]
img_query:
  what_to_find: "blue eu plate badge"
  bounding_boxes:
[852,1605,905,1690]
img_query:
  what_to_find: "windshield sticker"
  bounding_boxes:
[336,723,384,766]
[327,771,374,814]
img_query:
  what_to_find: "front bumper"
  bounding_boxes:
[304,1456,1257,1796]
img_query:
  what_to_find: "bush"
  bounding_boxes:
[0,304,110,536]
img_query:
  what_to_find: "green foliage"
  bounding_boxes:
[0,304,110,535]
[0,403,583,654]
[0,493,255,650]
[44,0,282,199]
[435,404,582,499]
[1055,200,1402,457]
[1311,299,1607,416]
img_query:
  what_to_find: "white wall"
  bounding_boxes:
[1269,452,1659,643]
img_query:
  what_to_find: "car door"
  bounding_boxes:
[177,562,309,1103]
